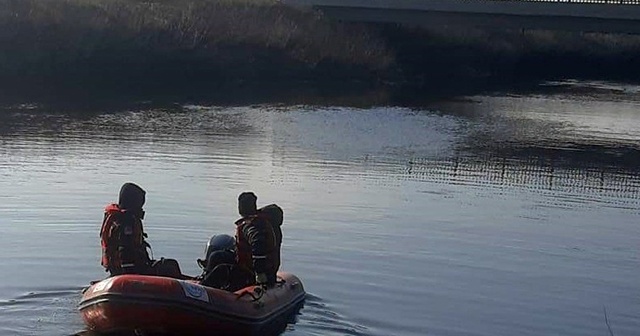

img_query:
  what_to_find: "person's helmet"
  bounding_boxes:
[118,182,146,211]
[238,192,258,216]
[197,234,236,269]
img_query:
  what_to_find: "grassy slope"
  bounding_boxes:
[0,0,392,83]
[384,24,640,84]
[0,0,639,88]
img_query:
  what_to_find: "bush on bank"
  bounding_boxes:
[1,0,640,87]
[0,0,393,83]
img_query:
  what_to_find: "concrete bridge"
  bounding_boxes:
[282,0,640,34]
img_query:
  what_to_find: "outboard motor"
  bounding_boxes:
[197,234,236,271]
[197,234,238,290]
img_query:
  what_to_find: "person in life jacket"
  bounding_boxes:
[197,203,284,290]
[256,203,283,276]
[234,192,280,287]
[100,182,187,279]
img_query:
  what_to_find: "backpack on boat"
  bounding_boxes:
[258,204,283,247]
[100,204,151,275]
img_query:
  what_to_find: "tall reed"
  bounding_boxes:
[0,0,393,80]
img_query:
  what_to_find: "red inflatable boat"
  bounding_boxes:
[78,272,305,335]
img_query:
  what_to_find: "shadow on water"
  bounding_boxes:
[0,81,395,113]
[1,75,639,114]
[0,75,556,114]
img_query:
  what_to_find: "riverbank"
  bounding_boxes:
[388,24,640,84]
[2,0,640,92]
[0,0,392,84]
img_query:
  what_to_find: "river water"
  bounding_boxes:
[0,80,638,336]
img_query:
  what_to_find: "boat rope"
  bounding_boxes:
[236,286,265,301]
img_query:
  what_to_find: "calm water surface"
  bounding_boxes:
[0,80,638,336]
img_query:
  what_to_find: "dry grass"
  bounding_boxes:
[0,0,393,80]
[1,0,639,86]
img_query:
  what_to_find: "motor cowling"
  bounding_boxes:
[197,234,236,271]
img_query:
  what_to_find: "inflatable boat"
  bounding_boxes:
[78,272,305,335]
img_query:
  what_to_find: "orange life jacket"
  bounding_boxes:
[234,213,278,277]
[99,203,150,274]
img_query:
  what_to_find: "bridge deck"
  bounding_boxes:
[283,0,640,33]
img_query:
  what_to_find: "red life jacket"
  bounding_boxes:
[99,203,150,274]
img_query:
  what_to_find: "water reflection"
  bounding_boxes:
[404,155,640,209]
[1,92,639,209]
[0,80,638,336]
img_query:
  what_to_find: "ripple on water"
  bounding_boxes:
[0,288,85,336]
[290,294,371,336]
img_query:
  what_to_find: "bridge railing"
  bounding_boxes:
[494,0,640,5]
[293,0,640,6]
